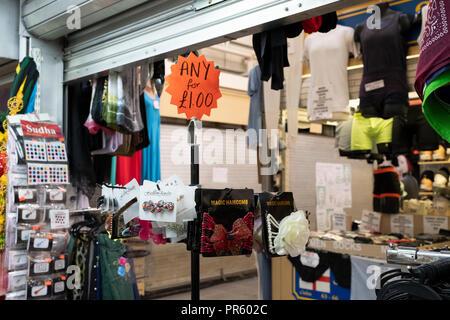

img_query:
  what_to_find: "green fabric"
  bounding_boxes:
[423,69,450,142]
[67,235,75,264]
[0,112,7,133]
[111,156,117,185]
[10,57,31,97]
[19,68,39,114]
[98,234,135,300]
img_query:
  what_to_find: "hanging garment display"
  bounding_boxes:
[141,92,161,183]
[252,22,303,91]
[289,249,351,289]
[415,0,450,142]
[350,113,393,154]
[356,6,411,119]
[67,81,97,198]
[151,60,166,97]
[247,65,263,149]
[8,57,39,114]
[335,115,368,159]
[196,188,255,257]
[90,77,108,128]
[118,66,145,134]
[391,104,440,157]
[417,4,428,47]
[303,25,358,122]
[102,72,124,133]
[116,151,142,186]
[91,130,123,155]
[84,79,115,136]
[373,166,401,214]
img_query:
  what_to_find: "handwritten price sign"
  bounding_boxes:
[165,53,222,120]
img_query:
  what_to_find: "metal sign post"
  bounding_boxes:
[188,117,201,300]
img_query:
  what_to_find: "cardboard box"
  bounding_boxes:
[308,237,389,260]
[379,213,450,236]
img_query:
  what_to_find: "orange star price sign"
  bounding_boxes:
[165,53,222,120]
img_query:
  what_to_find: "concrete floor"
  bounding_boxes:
[155,276,259,300]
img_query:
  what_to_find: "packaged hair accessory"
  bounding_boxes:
[196,188,255,257]
[14,187,38,204]
[28,256,53,276]
[17,205,44,224]
[7,270,27,292]
[27,278,52,299]
[259,192,295,257]
[45,186,67,204]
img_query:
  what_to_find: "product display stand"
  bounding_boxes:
[189,118,200,301]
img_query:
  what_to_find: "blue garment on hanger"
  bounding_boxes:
[141,92,161,182]
[25,83,37,113]
[111,156,117,185]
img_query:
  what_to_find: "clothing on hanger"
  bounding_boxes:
[141,89,161,182]
[358,10,410,119]
[303,25,358,122]
[67,81,97,198]
[247,65,263,149]
[118,66,145,133]
[116,151,142,186]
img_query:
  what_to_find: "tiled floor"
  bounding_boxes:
[155,276,259,300]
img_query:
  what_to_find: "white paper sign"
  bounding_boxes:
[390,214,414,236]
[212,167,228,183]
[332,212,347,232]
[316,207,331,231]
[360,210,381,233]
[311,86,333,121]
[423,216,448,234]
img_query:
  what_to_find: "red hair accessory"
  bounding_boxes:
[201,212,254,256]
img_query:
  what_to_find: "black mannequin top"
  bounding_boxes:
[354,3,413,119]
[354,3,412,44]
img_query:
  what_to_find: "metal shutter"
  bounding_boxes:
[62,0,363,82]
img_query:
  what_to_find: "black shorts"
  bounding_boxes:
[392,105,440,156]
[360,92,409,119]
[373,167,401,214]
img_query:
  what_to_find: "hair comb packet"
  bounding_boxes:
[259,192,295,257]
[196,188,255,257]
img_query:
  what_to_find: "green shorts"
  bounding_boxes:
[423,69,450,143]
[350,113,393,151]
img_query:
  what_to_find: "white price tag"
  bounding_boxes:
[310,85,333,121]
[300,252,320,268]
[360,210,381,233]
[332,212,347,232]
[423,216,448,234]
[390,214,414,236]
[365,79,385,92]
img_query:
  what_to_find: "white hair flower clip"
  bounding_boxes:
[272,210,310,257]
